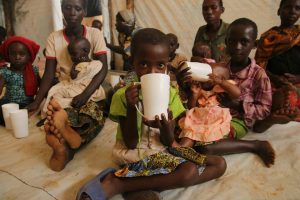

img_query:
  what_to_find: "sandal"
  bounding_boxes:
[76,168,116,200]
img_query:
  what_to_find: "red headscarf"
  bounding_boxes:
[0,36,40,96]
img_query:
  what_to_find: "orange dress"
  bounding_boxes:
[179,86,232,142]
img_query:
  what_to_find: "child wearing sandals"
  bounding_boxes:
[176,18,275,168]
[76,28,227,200]
[42,37,105,115]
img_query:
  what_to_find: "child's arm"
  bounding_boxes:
[210,74,241,99]
[70,64,79,80]
[105,37,126,55]
[119,84,140,149]
[0,74,4,95]
[218,80,240,99]
[187,82,202,109]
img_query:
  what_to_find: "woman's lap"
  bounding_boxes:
[65,100,106,149]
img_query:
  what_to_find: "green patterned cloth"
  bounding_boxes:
[0,66,38,104]
[194,20,229,62]
[66,100,106,146]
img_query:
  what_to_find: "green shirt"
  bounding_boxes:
[194,20,229,62]
[109,85,186,141]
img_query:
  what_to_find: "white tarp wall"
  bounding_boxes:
[111,0,285,60]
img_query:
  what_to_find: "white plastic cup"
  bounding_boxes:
[9,109,29,138]
[140,73,170,120]
[109,74,120,88]
[1,103,19,129]
[185,61,212,82]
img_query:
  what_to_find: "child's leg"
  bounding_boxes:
[79,155,226,200]
[46,99,82,149]
[195,139,275,167]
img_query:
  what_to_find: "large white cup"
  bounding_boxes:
[1,103,19,129]
[9,109,29,138]
[140,73,170,120]
[109,74,120,88]
[185,61,212,82]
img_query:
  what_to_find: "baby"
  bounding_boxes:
[191,42,216,64]
[42,37,105,115]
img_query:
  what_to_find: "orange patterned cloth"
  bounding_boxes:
[179,85,232,142]
[255,25,300,69]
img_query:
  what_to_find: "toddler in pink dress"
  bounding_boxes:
[179,58,240,145]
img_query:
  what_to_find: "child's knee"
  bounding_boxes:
[206,155,227,178]
[178,162,199,186]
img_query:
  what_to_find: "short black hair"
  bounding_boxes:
[228,18,258,39]
[61,0,87,13]
[131,28,170,58]
[166,33,178,42]
[0,26,7,38]
[279,0,289,8]
[219,0,224,8]
[68,37,91,54]
[204,0,224,8]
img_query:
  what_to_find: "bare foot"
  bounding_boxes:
[253,141,275,168]
[45,123,70,171]
[47,99,82,149]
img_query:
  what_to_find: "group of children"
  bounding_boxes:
[0,0,299,199]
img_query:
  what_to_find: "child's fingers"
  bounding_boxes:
[161,113,168,126]
[177,62,186,72]
[155,115,162,127]
[167,110,173,120]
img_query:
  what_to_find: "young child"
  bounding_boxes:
[177,18,275,168]
[191,42,216,64]
[0,36,40,125]
[178,66,240,146]
[91,19,103,31]
[76,28,227,200]
[42,37,105,115]
[106,9,138,71]
[167,33,187,69]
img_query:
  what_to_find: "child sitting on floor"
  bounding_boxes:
[42,37,105,115]
[178,66,239,145]
[0,36,40,125]
[76,28,227,200]
[177,18,275,168]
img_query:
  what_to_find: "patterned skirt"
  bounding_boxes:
[65,100,106,148]
[114,147,206,178]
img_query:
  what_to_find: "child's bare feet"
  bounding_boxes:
[47,99,82,149]
[253,141,275,168]
[45,123,70,171]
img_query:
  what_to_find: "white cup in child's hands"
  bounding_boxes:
[9,109,29,138]
[1,103,19,129]
[184,61,212,82]
[139,73,170,120]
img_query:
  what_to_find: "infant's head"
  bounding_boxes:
[68,37,91,63]
[192,42,212,59]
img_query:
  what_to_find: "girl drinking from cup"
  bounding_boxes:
[76,28,226,200]
[0,36,40,126]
